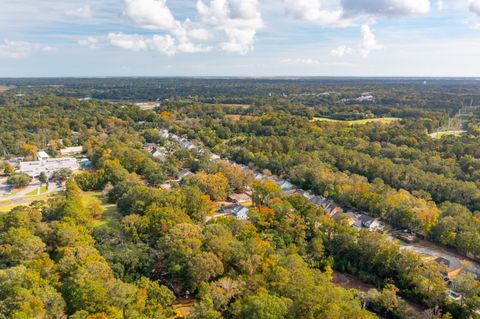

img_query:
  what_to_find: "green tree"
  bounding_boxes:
[7,173,32,188]
[235,289,290,319]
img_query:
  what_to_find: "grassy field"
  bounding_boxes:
[26,188,39,196]
[429,130,466,139]
[224,114,258,121]
[83,191,121,228]
[0,193,55,213]
[312,117,401,125]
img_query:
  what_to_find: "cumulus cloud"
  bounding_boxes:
[108,33,149,51]
[0,40,55,59]
[331,45,352,57]
[65,5,93,18]
[470,0,480,15]
[197,0,263,54]
[108,32,211,55]
[124,0,178,30]
[341,0,430,17]
[78,37,98,49]
[284,0,431,26]
[283,0,349,26]
[359,24,382,58]
[281,58,320,65]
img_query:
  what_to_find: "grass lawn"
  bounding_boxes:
[84,191,121,229]
[0,203,21,213]
[40,185,48,193]
[224,114,258,121]
[312,117,401,126]
[26,188,39,196]
[429,130,466,139]
[2,188,22,198]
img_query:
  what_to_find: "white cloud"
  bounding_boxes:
[197,0,263,54]
[78,37,98,49]
[281,58,320,65]
[108,33,149,51]
[331,45,353,57]
[470,0,480,15]
[437,0,444,10]
[149,34,177,56]
[124,0,178,30]
[359,24,382,58]
[283,0,349,27]
[341,0,430,17]
[0,40,55,59]
[284,0,431,26]
[65,5,93,18]
[108,32,211,55]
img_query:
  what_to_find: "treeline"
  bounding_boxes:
[175,112,480,258]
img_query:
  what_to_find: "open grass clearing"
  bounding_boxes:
[26,188,39,196]
[224,114,259,121]
[429,130,466,139]
[84,191,121,229]
[312,117,401,126]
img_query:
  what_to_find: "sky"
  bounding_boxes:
[1,0,480,77]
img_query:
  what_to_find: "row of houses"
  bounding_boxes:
[161,128,387,230]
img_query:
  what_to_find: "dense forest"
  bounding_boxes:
[1,78,480,319]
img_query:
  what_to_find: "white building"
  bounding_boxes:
[18,158,79,178]
[37,151,50,161]
[60,146,83,156]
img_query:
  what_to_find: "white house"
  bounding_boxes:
[37,151,50,161]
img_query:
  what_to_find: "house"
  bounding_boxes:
[331,212,355,226]
[326,205,344,218]
[276,179,295,191]
[300,191,315,200]
[229,193,252,204]
[310,196,329,207]
[178,169,194,181]
[180,139,195,150]
[160,129,170,139]
[220,204,250,220]
[358,214,383,231]
[152,148,167,162]
[346,212,362,228]
[435,257,462,279]
[60,146,83,156]
[253,172,264,180]
[144,143,156,152]
[210,154,221,162]
[37,151,50,161]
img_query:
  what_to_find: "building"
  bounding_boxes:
[210,154,221,162]
[37,151,50,161]
[220,204,250,220]
[144,143,156,152]
[276,179,295,191]
[60,146,83,156]
[435,257,462,279]
[358,214,383,231]
[178,169,194,181]
[152,148,167,162]
[229,193,252,204]
[331,212,355,226]
[18,158,79,178]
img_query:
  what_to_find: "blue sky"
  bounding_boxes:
[1,0,480,77]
